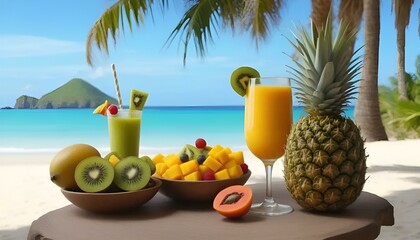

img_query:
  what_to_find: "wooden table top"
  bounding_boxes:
[28,181,394,240]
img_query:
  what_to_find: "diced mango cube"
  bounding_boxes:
[223,160,237,169]
[108,155,120,167]
[180,160,199,176]
[214,148,231,164]
[229,151,244,165]
[155,163,168,177]
[162,165,183,180]
[183,171,202,181]
[227,165,244,179]
[152,153,165,164]
[214,169,230,180]
[224,147,232,154]
[203,156,222,172]
[208,145,223,156]
[198,165,210,176]
[164,154,182,167]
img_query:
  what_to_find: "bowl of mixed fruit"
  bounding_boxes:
[50,144,161,213]
[153,138,251,202]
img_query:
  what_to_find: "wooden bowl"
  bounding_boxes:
[61,178,161,213]
[156,171,251,202]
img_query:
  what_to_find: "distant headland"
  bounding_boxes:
[6,78,118,109]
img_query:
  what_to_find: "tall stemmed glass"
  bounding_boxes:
[245,77,293,216]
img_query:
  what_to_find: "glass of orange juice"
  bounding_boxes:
[245,77,293,216]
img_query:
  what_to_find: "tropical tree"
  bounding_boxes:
[86,0,388,141]
[393,0,414,100]
[355,0,388,141]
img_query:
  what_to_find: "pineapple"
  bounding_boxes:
[284,16,366,211]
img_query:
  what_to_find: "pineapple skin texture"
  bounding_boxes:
[284,115,367,211]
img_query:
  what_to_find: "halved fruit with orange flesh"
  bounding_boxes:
[213,185,253,218]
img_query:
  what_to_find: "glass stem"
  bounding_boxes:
[264,161,275,205]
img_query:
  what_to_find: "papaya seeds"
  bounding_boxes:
[222,192,243,204]
[213,185,253,218]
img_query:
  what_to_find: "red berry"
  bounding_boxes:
[108,104,118,115]
[240,163,249,174]
[203,171,215,180]
[195,138,207,149]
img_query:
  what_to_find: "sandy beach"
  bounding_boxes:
[1,139,420,239]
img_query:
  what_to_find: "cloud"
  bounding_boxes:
[0,35,84,58]
[88,66,106,79]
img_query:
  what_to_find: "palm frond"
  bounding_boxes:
[86,0,167,66]
[165,0,220,65]
[240,0,282,46]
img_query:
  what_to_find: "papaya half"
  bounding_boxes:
[213,185,253,218]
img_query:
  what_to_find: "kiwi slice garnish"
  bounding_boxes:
[113,156,151,191]
[230,66,260,96]
[139,156,156,175]
[74,156,115,193]
[129,89,148,111]
[178,144,202,160]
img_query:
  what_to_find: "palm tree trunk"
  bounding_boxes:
[355,0,388,141]
[397,25,408,100]
[393,0,414,100]
[338,0,363,55]
[311,0,332,30]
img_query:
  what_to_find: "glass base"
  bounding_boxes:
[250,200,293,216]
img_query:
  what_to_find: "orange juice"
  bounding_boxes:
[245,85,292,160]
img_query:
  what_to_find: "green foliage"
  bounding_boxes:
[379,55,420,139]
[86,0,282,66]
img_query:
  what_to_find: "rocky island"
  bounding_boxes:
[13,78,118,109]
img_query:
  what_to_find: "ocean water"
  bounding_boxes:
[0,106,354,153]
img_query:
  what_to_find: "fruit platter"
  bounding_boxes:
[49,143,162,213]
[152,138,251,202]
[49,139,251,214]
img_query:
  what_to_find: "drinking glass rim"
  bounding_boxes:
[107,109,142,118]
[249,77,291,86]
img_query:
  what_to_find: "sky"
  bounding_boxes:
[0,0,419,107]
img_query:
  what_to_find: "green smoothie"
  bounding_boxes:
[108,109,141,158]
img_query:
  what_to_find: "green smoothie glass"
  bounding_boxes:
[108,109,141,158]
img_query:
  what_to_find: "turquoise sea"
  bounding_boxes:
[0,106,354,153]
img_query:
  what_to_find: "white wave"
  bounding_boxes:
[0,145,248,154]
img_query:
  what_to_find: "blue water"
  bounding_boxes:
[0,106,354,153]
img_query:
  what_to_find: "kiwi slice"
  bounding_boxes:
[139,156,156,175]
[74,156,115,193]
[230,66,260,96]
[129,89,148,111]
[114,156,151,191]
[178,144,202,160]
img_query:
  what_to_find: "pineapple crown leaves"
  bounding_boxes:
[286,15,363,116]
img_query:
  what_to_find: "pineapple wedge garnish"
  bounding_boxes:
[92,100,110,116]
